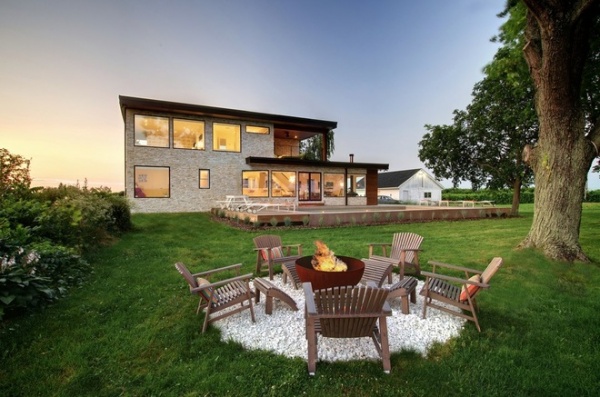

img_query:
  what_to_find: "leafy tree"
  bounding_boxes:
[300,131,335,160]
[419,2,537,216]
[519,0,600,261]
[0,148,31,198]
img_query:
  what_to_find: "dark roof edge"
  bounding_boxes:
[246,156,388,170]
[119,95,337,130]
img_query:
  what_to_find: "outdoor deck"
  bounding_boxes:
[212,203,511,227]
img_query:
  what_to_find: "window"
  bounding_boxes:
[213,123,241,152]
[135,115,169,147]
[134,166,170,198]
[242,170,269,197]
[271,171,296,197]
[323,173,344,197]
[347,173,366,197]
[199,169,210,189]
[424,192,432,199]
[246,125,269,134]
[174,119,205,150]
[298,172,321,201]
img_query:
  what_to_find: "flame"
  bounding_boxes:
[311,240,347,272]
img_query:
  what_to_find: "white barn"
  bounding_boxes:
[377,168,445,204]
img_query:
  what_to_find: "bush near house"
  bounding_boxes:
[1,185,132,320]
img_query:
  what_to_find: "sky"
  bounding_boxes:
[2,0,598,191]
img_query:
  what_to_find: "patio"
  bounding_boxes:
[212,203,511,227]
[213,272,466,362]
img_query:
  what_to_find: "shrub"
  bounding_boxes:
[270,217,278,227]
[283,217,292,227]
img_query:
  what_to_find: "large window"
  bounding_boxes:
[323,173,345,197]
[347,173,366,196]
[213,123,241,152]
[135,115,169,147]
[174,119,205,150]
[199,169,210,189]
[298,172,321,201]
[242,170,268,197]
[134,166,170,198]
[271,171,296,197]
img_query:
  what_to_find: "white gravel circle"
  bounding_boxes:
[214,273,465,362]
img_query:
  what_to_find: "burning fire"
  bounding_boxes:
[311,240,348,272]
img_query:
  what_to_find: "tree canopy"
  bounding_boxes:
[0,148,31,198]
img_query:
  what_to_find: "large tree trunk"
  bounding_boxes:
[510,177,521,216]
[519,0,599,262]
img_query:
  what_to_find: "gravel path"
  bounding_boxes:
[215,274,465,362]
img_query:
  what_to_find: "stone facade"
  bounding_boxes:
[121,96,386,213]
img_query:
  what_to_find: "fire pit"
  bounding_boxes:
[295,256,365,290]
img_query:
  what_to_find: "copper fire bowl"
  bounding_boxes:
[295,256,365,290]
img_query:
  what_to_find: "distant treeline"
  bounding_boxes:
[442,188,600,204]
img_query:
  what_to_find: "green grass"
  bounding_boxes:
[2,204,600,396]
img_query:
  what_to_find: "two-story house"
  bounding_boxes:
[120,96,389,213]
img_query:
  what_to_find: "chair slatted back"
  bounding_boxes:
[389,233,423,264]
[253,235,283,250]
[175,262,199,291]
[313,286,389,338]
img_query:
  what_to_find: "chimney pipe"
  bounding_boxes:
[349,153,354,163]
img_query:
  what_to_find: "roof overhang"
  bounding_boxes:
[246,156,388,171]
[119,96,337,133]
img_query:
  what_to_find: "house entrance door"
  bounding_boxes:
[297,172,321,201]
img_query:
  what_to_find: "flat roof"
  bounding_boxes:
[119,95,337,133]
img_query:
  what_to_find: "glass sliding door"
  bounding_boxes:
[298,172,321,201]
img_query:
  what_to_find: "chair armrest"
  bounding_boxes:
[282,244,303,255]
[191,273,253,292]
[421,271,489,288]
[427,260,483,274]
[192,263,242,278]
[303,282,317,315]
[368,243,391,256]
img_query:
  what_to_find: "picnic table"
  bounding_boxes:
[453,200,475,207]
[216,195,252,211]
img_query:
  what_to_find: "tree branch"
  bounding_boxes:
[572,0,599,23]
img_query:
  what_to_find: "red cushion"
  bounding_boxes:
[271,246,284,259]
[196,277,218,304]
[261,246,284,261]
[459,275,481,302]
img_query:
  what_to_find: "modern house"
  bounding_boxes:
[377,169,444,203]
[120,96,389,213]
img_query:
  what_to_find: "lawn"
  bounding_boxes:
[1,204,600,396]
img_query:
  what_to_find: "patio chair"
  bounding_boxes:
[360,259,394,287]
[175,262,255,333]
[368,232,424,280]
[253,234,303,280]
[420,257,503,332]
[303,282,392,375]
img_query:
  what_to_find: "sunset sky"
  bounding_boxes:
[2,0,598,191]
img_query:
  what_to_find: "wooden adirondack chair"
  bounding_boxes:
[420,257,503,332]
[253,234,302,280]
[303,282,392,375]
[368,232,424,280]
[175,262,255,333]
[360,259,394,287]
